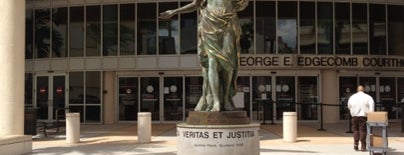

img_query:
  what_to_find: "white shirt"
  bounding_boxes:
[347,91,375,117]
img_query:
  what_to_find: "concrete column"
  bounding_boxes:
[321,70,339,123]
[103,71,116,124]
[138,112,151,144]
[66,113,80,143]
[283,112,297,142]
[0,0,25,136]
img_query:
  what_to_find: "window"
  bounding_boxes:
[256,1,275,54]
[335,3,350,54]
[86,5,101,56]
[370,4,386,55]
[388,5,404,56]
[120,4,136,55]
[69,72,84,105]
[103,5,118,56]
[137,3,157,55]
[52,7,68,58]
[26,9,33,59]
[238,1,254,54]
[159,2,179,55]
[317,2,333,54]
[35,9,51,58]
[352,3,368,55]
[69,7,84,57]
[278,2,297,54]
[180,2,197,54]
[299,2,316,54]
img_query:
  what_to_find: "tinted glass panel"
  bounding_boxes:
[238,1,254,54]
[299,2,315,54]
[339,77,357,120]
[120,4,136,55]
[86,71,101,104]
[86,6,101,56]
[26,9,33,59]
[388,5,404,56]
[370,4,386,55]
[35,9,51,58]
[137,3,157,55]
[278,2,297,54]
[317,2,333,54]
[276,76,295,120]
[252,76,272,121]
[335,3,351,54]
[298,76,318,120]
[86,106,101,123]
[236,76,250,116]
[379,77,396,119]
[185,77,202,117]
[164,77,183,121]
[36,76,49,119]
[52,7,68,58]
[69,72,84,105]
[70,7,84,57]
[180,2,197,54]
[25,73,33,106]
[103,5,118,56]
[256,1,275,54]
[159,2,179,55]
[140,77,160,121]
[352,3,368,55]
[119,77,138,121]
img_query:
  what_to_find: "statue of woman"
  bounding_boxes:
[160,0,248,111]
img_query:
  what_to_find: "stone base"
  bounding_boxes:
[0,135,32,155]
[186,111,250,125]
[177,123,260,155]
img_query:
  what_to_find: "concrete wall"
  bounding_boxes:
[321,70,340,123]
[103,71,116,124]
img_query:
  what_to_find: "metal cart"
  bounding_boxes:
[366,121,388,155]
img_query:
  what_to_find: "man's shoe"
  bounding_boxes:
[360,148,366,152]
[354,146,359,151]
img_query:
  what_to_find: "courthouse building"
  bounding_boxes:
[21,0,404,125]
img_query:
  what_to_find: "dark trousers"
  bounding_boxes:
[352,116,367,148]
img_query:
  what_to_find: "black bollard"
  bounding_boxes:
[261,101,267,125]
[346,114,353,133]
[270,100,275,125]
[402,103,404,133]
[318,103,326,131]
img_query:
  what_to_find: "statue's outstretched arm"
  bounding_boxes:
[159,0,204,19]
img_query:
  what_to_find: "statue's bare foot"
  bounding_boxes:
[194,98,207,111]
[224,98,235,111]
[224,104,234,111]
[210,103,220,111]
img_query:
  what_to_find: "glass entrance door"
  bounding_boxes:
[163,77,183,121]
[140,77,160,121]
[36,74,66,120]
[252,75,318,122]
[275,76,296,120]
[118,77,138,121]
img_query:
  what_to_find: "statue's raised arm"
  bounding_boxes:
[159,0,205,19]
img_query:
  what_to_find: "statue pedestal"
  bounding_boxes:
[178,111,260,155]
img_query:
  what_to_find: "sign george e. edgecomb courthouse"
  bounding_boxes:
[240,55,404,69]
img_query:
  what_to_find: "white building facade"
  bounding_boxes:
[24,0,404,124]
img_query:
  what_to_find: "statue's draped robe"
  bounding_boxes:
[196,0,248,111]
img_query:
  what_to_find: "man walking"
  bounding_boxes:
[348,85,375,151]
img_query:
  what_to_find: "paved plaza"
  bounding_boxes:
[29,122,404,155]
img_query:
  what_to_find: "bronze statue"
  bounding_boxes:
[160,0,248,111]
